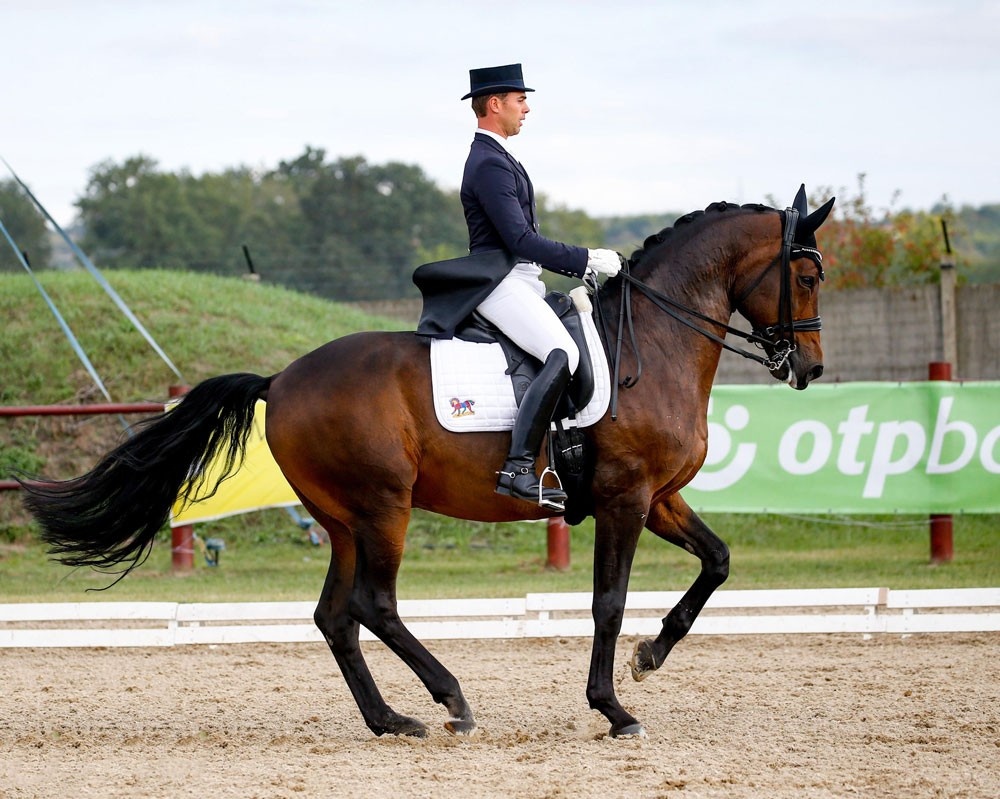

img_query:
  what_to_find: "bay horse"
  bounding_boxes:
[23,186,834,739]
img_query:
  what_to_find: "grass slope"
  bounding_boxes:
[0,269,404,405]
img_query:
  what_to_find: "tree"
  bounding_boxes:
[949,203,1000,283]
[0,179,52,272]
[796,175,952,289]
[75,150,471,300]
[293,154,467,300]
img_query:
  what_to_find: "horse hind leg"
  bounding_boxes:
[310,496,476,736]
[630,495,729,681]
[347,508,477,736]
[306,503,428,737]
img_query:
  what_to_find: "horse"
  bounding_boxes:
[22,185,835,740]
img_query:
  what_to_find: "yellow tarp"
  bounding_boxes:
[170,400,298,526]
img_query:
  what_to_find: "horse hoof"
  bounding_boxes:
[444,718,478,737]
[383,715,429,738]
[610,722,648,739]
[630,639,659,682]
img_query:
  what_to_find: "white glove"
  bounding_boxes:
[586,248,621,278]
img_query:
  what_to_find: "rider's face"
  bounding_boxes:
[496,92,530,137]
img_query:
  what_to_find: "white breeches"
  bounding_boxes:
[476,262,580,373]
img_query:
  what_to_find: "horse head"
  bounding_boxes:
[734,185,835,390]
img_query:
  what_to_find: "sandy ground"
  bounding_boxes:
[1,633,997,799]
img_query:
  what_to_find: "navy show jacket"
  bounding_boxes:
[460,132,588,280]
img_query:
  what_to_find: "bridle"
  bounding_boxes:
[593,207,825,420]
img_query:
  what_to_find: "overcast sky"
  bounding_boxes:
[3,0,998,228]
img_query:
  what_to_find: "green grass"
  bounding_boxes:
[0,269,403,406]
[1,510,996,604]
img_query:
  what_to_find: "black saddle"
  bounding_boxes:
[453,291,596,419]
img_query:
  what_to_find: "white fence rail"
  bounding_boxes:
[1,588,998,649]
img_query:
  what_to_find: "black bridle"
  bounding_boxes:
[594,207,825,420]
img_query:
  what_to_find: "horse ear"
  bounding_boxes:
[792,184,808,217]
[799,196,836,240]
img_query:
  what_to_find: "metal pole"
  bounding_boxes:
[168,384,195,571]
[939,226,957,368]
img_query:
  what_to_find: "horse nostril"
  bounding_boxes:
[809,364,824,382]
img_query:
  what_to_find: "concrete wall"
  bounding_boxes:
[716,283,1000,384]
[354,283,1000,383]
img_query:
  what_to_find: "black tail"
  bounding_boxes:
[20,372,272,583]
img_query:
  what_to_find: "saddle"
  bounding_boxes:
[414,253,608,524]
[451,291,596,419]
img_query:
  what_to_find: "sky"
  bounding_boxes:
[3,0,998,228]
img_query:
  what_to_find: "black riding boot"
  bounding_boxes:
[495,349,571,510]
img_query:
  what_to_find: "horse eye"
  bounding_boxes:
[799,275,816,289]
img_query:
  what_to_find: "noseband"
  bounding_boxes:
[596,207,824,419]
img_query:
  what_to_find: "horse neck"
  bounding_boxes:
[600,210,778,405]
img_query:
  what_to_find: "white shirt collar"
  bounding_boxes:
[477,127,517,157]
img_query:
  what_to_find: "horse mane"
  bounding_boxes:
[627,201,773,270]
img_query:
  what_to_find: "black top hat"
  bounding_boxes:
[461,63,534,100]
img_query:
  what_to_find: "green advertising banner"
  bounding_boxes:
[684,381,1000,514]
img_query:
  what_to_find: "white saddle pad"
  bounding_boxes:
[430,300,611,433]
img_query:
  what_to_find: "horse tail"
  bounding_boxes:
[21,372,272,584]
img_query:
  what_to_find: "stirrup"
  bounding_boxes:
[536,466,565,511]
[495,463,566,511]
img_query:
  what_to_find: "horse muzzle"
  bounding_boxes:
[773,348,823,390]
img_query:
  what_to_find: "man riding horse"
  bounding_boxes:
[458,63,622,511]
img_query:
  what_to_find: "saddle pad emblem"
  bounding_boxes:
[430,309,611,433]
[450,398,476,416]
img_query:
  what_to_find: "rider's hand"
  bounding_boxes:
[586,248,622,278]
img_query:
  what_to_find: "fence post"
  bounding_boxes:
[546,516,570,571]
[928,362,954,564]
[168,384,195,572]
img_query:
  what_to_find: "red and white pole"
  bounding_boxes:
[168,384,195,571]
[546,516,570,571]
[928,362,954,564]
[930,224,957,564]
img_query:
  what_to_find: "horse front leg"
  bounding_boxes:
[586,497,648,738]
[630,493,730,681]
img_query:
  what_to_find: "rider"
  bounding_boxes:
[460,63,622,510]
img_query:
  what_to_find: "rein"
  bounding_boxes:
[595,208,825,420]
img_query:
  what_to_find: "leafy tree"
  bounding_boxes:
[535,195,606,250]
[949,203,1000,283]
[794,175,952,289]
[599,212,682,254]
[75,150,470,301]
[0,179,52,271]
[292,154,467,300]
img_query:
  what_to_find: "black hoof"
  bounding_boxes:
[610,721,647,739]
[444,717,478,736]
[630,639,660,682]
[376,714,429,738]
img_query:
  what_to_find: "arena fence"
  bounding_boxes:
[2,587,997,648]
